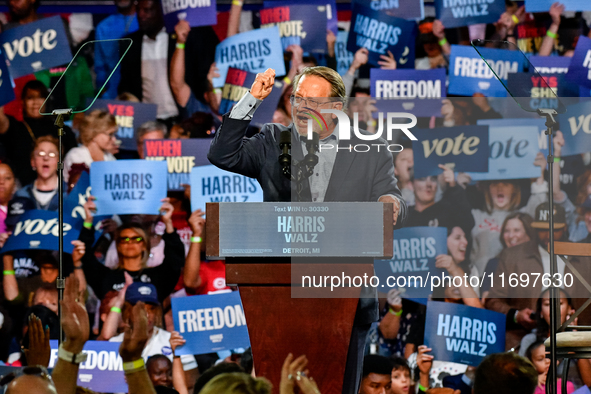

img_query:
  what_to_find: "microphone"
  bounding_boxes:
[303,131,319,177]
[278,130,292,179]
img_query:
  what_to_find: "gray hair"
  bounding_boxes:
[137,121,167,143]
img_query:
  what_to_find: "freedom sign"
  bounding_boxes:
[172,291,251,355]
[565,36,591,89]
[424,301,506,366]
[144,139,211,191]
[219,67,282,126]
[213,27,286,88]
[362,0,424,20]
[467,121,541,181]
[190,165,264,211]
[370,68,446,117]
[259,5,327,53]
[525,0,591,12]
[264,0,338,35]
[336,31,354,76]
[0,49,14,107]
[2,210,81,254]
[0,16,72,78]
[90,160,168,216]
[49,340,127,393]
[448,45,524,97]
[412,125,489,178]
[529,55,570,74]
[347,3,417,68]
[435,0,504,28]
[374,226,447,299]
[558,101,591,157]
[89,99,158,151]
[161,0,217,32]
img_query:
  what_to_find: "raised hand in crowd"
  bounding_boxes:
[280,353,320,394]
[71,239,87,294]
[160,197,175,234]
[170,331,189,394]
[432,20,450,55]
[347,48,369,77]
[438,164,456,189]
[539,2,565,56]
[184,209,206,289]
[97,272,133,341]
[417,345,434,391]
[251,68,276,101]
[23,313,51,367]
[0,231,11,248]
[379,288,404,339]
[175,19,190,45]
[378,50,397,70]
[327,30,336,58]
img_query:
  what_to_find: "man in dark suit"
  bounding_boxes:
[117,0,218,124]
[208,66,407,394]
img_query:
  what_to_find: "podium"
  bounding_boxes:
[206,202,393,394]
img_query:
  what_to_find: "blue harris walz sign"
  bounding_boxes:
[347,2,417,68]
[161,0,217,32]
[412,125,489,178]
[448,45,524,97]
[213,27,286,88]
[435,0,504,29]
[0,16,73,78]
[219,67,282,126]
[371,68,446,117]
[190,165,263,211]
[144,139,211,191]
[558,100,591,157]
[90,160,168,216]
[2,210,81,254]
[565,35,591,89]
[0,49,15,107]
[336,31,354,76]
[424,301,506,366]
[374,226,447,299]
[172,291,251,355]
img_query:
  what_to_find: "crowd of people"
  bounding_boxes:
[1,0,591,393]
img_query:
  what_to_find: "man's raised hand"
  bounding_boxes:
[251,68,276,101]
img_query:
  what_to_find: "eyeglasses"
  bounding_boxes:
[0,366,54,389]
[118,236,144,244]
[289,96,334,110]
[36,151,57,158]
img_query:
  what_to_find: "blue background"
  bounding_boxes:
[0,49,14,107]
[435,0,504,28]
[162,0,217,32]
[525,0,591,12]
[565,36,591,89]
[558,100,591,156]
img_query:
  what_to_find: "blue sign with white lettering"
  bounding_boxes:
[259,4,327,53]
[89,99,158,151]
[190,165,264,211]
[0,49,14,107]
[49,340,127,393]
[361,0,424,20]
[424,301,506,366]
[144,139,211,191]
[467,121,541,181]
[371,68,446,117]
[0,16,72,78]
[529,55,571,74]
[2,210,81,254]
[172,291,251,355]
[90,160,168,216]
[213,27,286,88]
[565,36,591,89]
[347,2,417,68]
[336,31,354,76]
[435,0,504,28]
[374,226,447,299]
[412,126,489,178]
[263,0,338,35]
[558,101,591,157]
[525,0,591,12]
[218,67,283,127]
[448,45,524,97]
[161,0,217,32]
[64,171,91,222]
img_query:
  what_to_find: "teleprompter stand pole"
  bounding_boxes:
[53,108,73,344]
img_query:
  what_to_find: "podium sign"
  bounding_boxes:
[207,202,393,258]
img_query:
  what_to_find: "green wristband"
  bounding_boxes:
[83,222,93,229]
[418,383,428,392]
[438,37,448,46]
[3,270,14,276]
[191,236,202,243]
[389,308,403,316]
[546,30,557,39]
[554,157,561,163]
[111,306,122,314]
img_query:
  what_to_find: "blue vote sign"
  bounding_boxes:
[218,67,283,127]
[565,36,591,89]
[529,55,571,74]
[374,226,447,299]
[0,49,14,107]
[412,125,489,178]
[161,0,217,32]
[467,121,541,181]
[172,291,251,355]
[435,0,505,28]
[144,139,211,191]
[0,16,72,78]
[263,0,338,36]
[558,101,591,157]
[336,31,354,76]
[90,160,168,216]
[448,45,524,97]
[424,301,506,366]
[64,171,91,222]
[347,2,417,68]
[371,68,446,117]
[190,164,264,211]
[49,340,127,393]
[89,99,158,151]
[525,0,591,12]
[213,27,286,88]
[2,210,81,254]
[362,0,424,20]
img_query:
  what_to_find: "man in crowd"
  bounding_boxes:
[358,355,393,394]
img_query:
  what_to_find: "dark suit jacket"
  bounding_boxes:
[118,26,218,104]
[208,114,408,325]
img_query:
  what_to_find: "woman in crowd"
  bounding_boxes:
[63,109,118,182]
[526,339,575,394]
[0,163,16,247]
